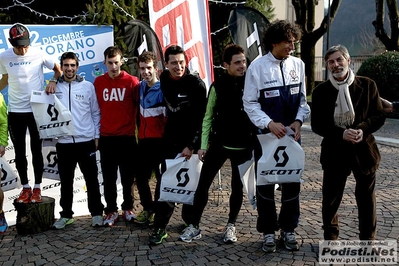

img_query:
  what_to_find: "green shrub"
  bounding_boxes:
[357,51,399,101]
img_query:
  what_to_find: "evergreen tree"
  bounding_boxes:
[84,0,146,52]
[246,0,275,21]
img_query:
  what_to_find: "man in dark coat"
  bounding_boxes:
[178,44,256,244]
[311,44,385,240]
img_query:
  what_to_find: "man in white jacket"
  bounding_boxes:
[243,20,310,253]
[48,52,104,229]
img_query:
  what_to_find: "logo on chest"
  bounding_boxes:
[103,88,126,101]
[75,94,84,101]
[289,70,299,82]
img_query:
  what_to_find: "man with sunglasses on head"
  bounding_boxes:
[0,23,62,204]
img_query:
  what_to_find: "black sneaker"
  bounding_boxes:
[149,228,168,245]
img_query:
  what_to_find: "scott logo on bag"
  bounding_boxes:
[38,104,72,130]
[1,167,18,187]
[159,157,202,205]
[1,168,7,181]
[43,151,59,175]
[260,145,302,176]
[274,146,289,167]
[162,167,195,195]
[31,91,75,138]
[1,167,17,187]
[257,133,305,185]
[177,168,190,186]
[47,104,59,121]
[0,158,19,190]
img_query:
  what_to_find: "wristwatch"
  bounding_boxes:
[49,77,58,83]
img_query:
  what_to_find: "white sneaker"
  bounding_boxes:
[53,217,74,229]
[179,224,202,243]
[92,215,103,227]
[223,223,237,243]
[122,210,136,222]
[103,212,119,227]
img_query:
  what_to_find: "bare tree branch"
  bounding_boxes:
[291,0,342,93]
[387,0,399,47]
[373,0,399,51]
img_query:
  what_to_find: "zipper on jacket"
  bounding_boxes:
[68,82,76,143]
[141,84,149,139]
[279,60,286,86]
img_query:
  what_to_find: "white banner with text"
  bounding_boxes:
[0,24,113,104]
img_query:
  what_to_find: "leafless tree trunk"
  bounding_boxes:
[372,0,399,51]
[292,0,342,94]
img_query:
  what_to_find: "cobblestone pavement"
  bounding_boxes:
[0,119,398,266]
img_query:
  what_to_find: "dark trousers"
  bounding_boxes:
[256,182,300,234]
[8,112,43,185]
[185,145,252,226]
[322,168,376,240]
[153,145,193,230]
[99,136,137,213]
[254,136,300,234]
[135,138,163,212]
[56,140,104,218]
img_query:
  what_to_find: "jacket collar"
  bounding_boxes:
[58,74,84,83]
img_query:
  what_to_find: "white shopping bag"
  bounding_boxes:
[0,156,19,192]
[159,155,203,205]
[42,138,60,180]
[238,159,257,210]
[30,91,75,139]
[256,133,305,185]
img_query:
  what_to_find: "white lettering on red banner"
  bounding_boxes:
[149,0,214,89]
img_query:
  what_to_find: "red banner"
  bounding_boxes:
[149,0,214,89]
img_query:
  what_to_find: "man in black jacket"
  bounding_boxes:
[177,44,256,244]
[149,45,207,245]
[175,44,256,244]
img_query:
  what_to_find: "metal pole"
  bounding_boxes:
[325,0,331,81]
[217,170,222,206]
